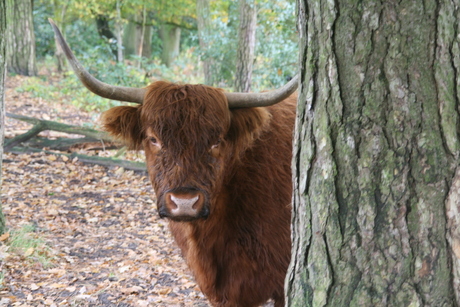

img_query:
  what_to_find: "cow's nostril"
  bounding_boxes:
[170,194,199,209]
[163,188,206,220]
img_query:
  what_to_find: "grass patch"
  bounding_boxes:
[6,224,55,268]
[0,271,4,290]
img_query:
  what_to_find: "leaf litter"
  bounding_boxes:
[1,75,210,306]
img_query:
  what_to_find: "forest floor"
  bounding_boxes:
[1,74,210,307]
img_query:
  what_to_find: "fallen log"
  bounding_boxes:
[5,113,146,171]
[5,113,113,150]
[7,146,146,172]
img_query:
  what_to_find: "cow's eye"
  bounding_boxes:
[211,139,221,149]
[150,137,160,147]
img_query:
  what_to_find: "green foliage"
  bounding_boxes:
[146,0,197,26]
[255,0,297,88]
[66,0,196,27]
[33,1,55,58]
[60,47,203,112]
[196,0,297,90]
[20,39,203,112]
[8,224,55,268]
[60,63,145,112]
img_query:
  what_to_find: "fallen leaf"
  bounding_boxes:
[79,286,87,294]
[48,283,66,289]
[120,286,142,294]
[24,247,34,257]
[47,208,59,216]
[30,283,40,291]
[65,286,76,292]
[0,232,9,241]
[118,265,130,273]
[157,287,172,295]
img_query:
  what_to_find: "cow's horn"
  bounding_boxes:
[48,18,145,104]
[225,74,298,108]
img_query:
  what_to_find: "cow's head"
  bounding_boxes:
[49,19,298,222]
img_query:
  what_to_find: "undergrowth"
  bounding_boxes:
[16,48,204,113]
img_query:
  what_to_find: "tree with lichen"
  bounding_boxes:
[286,0,460,305]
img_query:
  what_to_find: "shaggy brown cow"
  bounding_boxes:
[50,20,297,307]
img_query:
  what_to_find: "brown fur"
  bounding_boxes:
[101,81,296,307]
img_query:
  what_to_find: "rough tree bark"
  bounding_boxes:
[234,0,256,92]
[196,0,213,85]
[5,0,37,76]
[0,0,8,234]
[286,0,460,306]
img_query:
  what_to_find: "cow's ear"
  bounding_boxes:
[101,106,143,150]
[227,107,271,156]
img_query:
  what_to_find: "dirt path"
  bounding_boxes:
[1,75,210,306]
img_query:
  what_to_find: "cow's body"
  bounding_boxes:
[102,82,296,306]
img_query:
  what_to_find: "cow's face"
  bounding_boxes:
[102,81,270,222]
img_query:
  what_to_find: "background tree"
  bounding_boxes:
[286,0,460,305]
[197,0,297,90]
[254,0,297,88]
[196,0,213,85]
[6,0,37,76]
[0,0,8,234]
[153,0,196,67]
[51,0,70,72]
[123,13,153,59]
[234,0,256,92]
[115,0,124,62]
[158,24,181,67]
[95,14,119,60]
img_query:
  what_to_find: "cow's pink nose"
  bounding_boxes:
[164,189,206,219]
[170,194,199,215]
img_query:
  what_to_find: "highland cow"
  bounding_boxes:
[50,19,297,307]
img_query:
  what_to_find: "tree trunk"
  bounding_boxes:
[158,24,181,67]
[95,15,116,42]
[287,0,459,306]
[6,0,37,76]
[122,19,152,59]
[95,14,118,60]
[234,0,256,92]
[196,0,213,85]
[52,0,69,73]
[0,0,7,234]
[115,0,124,63]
